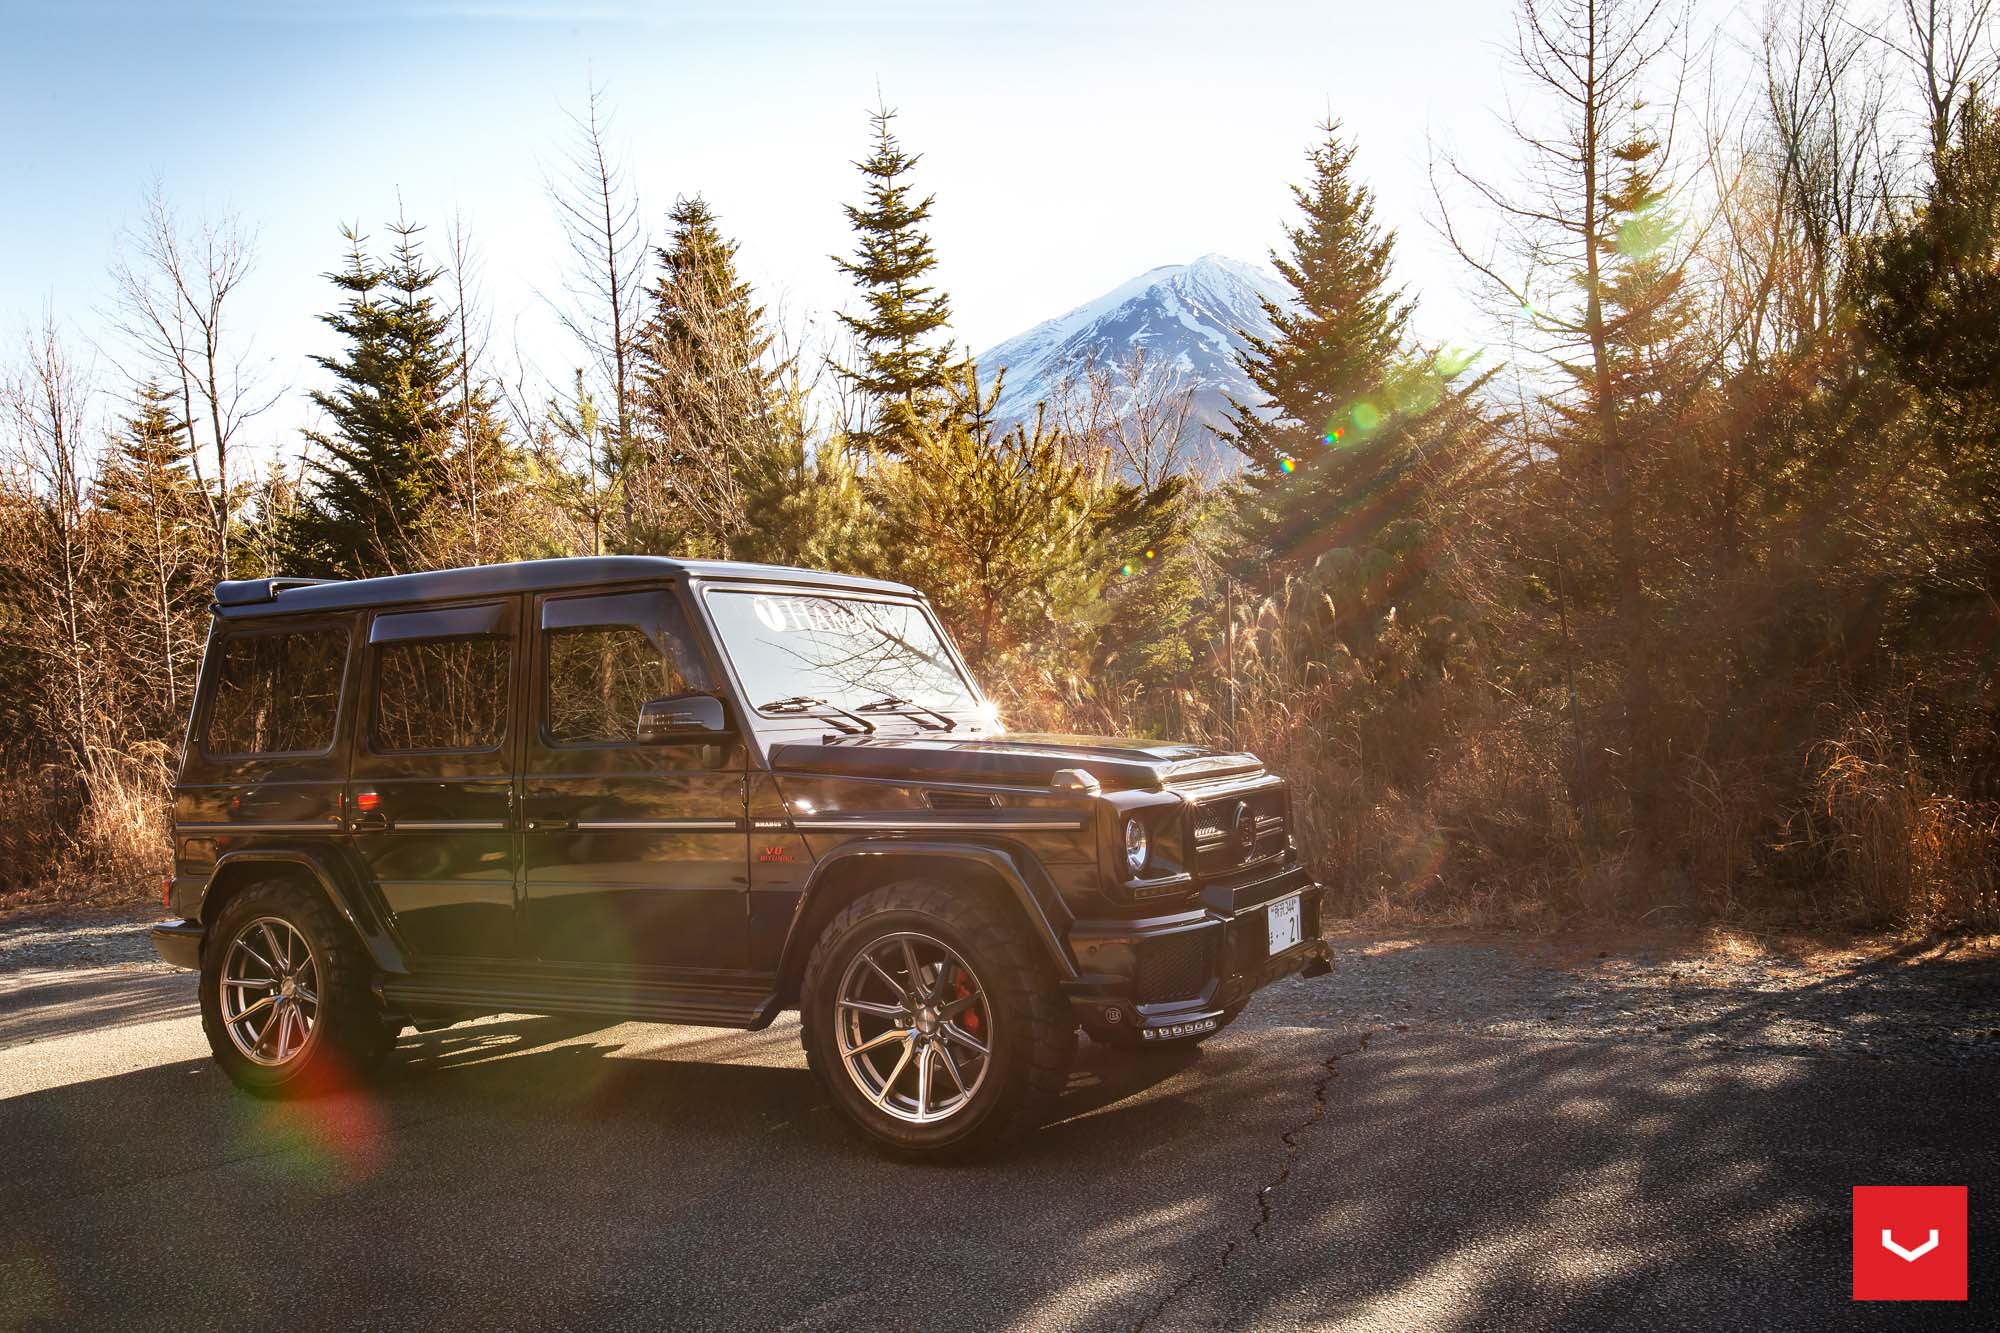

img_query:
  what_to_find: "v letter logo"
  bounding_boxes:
[1853,1187,1967,1300]
[1881,1229,1939,1262]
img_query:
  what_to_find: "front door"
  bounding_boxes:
[520,586,749,971]
[348,599,523,961]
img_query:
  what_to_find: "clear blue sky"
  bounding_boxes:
[1,0,1711,454]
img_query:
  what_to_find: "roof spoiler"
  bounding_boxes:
[213,577,333,608]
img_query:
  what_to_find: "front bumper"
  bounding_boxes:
[149,919,204,970]
[1061,868,1329,1041]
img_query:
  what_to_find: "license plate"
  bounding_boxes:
[1266,894,1302,955]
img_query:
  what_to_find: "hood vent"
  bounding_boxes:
[924,790,1002,812]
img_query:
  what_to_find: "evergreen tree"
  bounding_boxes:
[1092,476,1213,728]
[833,100,955,453]
[95,379,210,730]
[1222,121,1495,676]
[283,220,457,577]
[629,195,780,550]
[732,428,881,574]
[876,364,1104,669]
[1853,91,2000,600]
[1219,121,1409,489]
[97,379,200,523]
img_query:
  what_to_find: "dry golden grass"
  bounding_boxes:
[1807,713,2000,931]
[0,745,170,912]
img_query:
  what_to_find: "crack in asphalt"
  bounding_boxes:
[1131,1028,1378,1333]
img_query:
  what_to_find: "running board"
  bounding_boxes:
[380,971,782,1031]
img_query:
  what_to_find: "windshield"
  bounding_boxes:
[704,589,982,718]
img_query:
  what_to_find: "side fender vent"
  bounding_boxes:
[924,790,1002,812]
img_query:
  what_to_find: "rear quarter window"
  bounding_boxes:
[204,627,349,757]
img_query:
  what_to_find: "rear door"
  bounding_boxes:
[520,586,750,970]
[348,600,523,961]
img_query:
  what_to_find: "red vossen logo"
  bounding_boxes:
[1852,1186,1968,1301]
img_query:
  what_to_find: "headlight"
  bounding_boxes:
[1123,816,1150,876]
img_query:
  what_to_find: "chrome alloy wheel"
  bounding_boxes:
[220,916,320,1067]
[835,931,992,1125]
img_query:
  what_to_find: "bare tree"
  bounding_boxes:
[443,211,504,564]
[1,315,101,768]
[1703,0,1895,362]
[107,182,275,576]
[1433,0,1698,852]
[546,83,646,457]
[1048,347,1204,489]
[1880,0,1998,167]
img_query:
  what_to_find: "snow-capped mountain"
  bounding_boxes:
[975,254,1291,439]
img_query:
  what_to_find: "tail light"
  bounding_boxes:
[162,875,173,911]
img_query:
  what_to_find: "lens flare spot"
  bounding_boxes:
[1144,548,1155,560]
[1120,562,1134,576]
[231,1079,387,1189]
[1351,402,1380,431]
[1279,457,1296,473]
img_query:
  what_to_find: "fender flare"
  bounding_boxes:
[776,839,1080,992]
[205,846,410,975]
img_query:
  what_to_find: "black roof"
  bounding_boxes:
[212,557,920,619]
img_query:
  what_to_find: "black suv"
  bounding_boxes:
[151,557,1329,1155]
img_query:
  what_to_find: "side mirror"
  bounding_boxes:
[636,694,732,743]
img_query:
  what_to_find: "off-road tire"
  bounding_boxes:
[1086,1004,1244,1051]
[200,878,396,1098]
[800,880,1075,1158]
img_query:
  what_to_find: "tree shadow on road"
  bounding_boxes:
[2,982,1995,1332]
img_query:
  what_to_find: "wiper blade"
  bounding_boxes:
[759,694,876,736]
[759,696,827,713]
[855,695,957,732]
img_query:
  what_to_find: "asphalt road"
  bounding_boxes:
[1,961,1992,1331]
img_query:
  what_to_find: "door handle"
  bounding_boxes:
[350,812,390,833]
[528,817,575,832]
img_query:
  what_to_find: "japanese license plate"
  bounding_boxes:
[1266,894,1302,955]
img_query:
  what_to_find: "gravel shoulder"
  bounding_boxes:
[0,903,168,975]
[1249,925,2000,1069]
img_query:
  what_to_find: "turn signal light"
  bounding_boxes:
[161,876,172,910]
[355,791,381,813]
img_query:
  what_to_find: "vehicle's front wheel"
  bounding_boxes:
[800,881,1074,1158]
[199,878,395,1097]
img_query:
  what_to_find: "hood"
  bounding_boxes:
[766,732,1264,791]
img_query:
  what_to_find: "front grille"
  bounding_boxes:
[1189,786,1288,876]
[1134,930,1215,1003]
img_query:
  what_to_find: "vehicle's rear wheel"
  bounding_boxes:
[800,880,1074,1158]
[199,878,396,1097]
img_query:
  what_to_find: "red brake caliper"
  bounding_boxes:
[953,969,981,1037]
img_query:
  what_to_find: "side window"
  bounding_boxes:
[372,636,511,753]
[542,591,711,746]
[205,627,348,756]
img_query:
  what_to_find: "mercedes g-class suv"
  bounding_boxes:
[151,557,1329,1155]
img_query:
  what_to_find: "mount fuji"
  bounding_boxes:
[974,254,1291,437]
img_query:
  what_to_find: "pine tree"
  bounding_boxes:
[1219,121,1410,488]
[1222,121,1494,672]
[95,379,210,731]
[833,100,955,453]
[876,364,1104,669]
[283,220,457,576]
[629,195,779,550]
[1853,91,2000,599]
